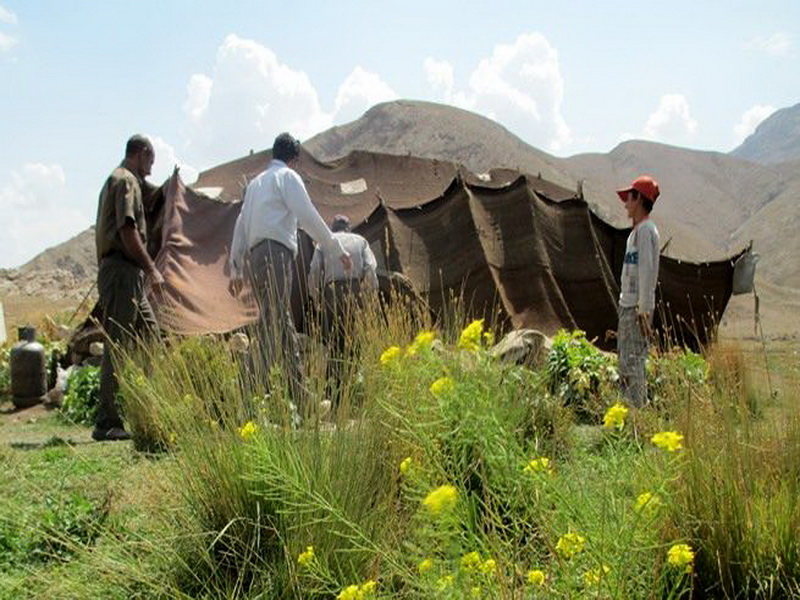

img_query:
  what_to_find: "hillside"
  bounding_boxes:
[731,102,800,164]
[0,227,97,301]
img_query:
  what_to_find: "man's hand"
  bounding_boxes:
[637,312,654,339]
[228,277,245,297]
[340,252,353,273]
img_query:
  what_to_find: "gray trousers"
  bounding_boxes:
[97,256,159,430]
[618,305,649,407]
[245,239,304,405]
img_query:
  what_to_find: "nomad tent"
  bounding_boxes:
[144,148,745,349]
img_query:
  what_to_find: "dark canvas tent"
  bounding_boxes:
[146,148,744,349]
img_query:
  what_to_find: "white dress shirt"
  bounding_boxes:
[229,159,346,279]
[307,231,378,298]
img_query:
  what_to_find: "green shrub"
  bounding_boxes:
[0,345,10,396]
[60,366,100,426]
[545,329,619,420]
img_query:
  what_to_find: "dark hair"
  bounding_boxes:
[642,198,654,213]
[331,214,351,232]
[125,134,153,157]
[273,132,301,163]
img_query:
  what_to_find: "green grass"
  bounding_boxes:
[0,298,798,599]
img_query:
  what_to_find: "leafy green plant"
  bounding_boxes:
[0,345,10,396]
[60,366,100,426]
[545,329,619,420]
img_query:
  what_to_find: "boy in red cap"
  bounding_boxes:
[616,175,661,406]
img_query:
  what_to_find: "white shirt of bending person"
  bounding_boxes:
[228,159,348,280]
[307,231,378,301]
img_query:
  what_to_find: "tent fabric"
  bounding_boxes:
[150,149,743,347]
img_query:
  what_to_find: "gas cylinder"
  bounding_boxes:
[10,326,47,409]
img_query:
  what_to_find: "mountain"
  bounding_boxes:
[730,102,800,164]
[3,99,798,335]
[0,227,97,301]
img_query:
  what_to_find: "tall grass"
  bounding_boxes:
[62,292,799,599]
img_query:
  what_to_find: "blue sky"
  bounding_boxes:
[1,0,798,268]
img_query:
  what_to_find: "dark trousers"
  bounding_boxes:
[245,239,305,407]
[96,256,159,430]
[322,278,363,404]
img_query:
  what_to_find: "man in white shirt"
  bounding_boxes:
[229,132,351,408]
[307,215,378,403]
[616,175,661,407]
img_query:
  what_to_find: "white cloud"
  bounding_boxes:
[0,163,91,269]
[0,163,66,209]
[332,66,397,125]
[0,31,17,52]
[148,135,199,185]
[0,5,16,25]
[423,33,572,153]
[733,104,775,145]
[183,34,332,166]
[423,57,455,101]
[183,74,213,122]
[745,32,792,57]
[642,94,698,144]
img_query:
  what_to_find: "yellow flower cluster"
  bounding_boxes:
[460,551,482,572]
[556,532,586,558]
[436,575,454,590]
[603,402,629,430]
[651,431,684,452]
[297,545,315,567]
[406,330,437,356]
[337,580,376,600]
[418,558,433,574]
[667,543,695,573]
[429,376,455,398]
[634,491,662,513]
[583,564,610,585]
[399,456,413,475]
[523,456,553,475]
[527,569,546,586]
[237,420,258,440]
[422,485,458,515]
[380,345,402,367]
[458,319,485,352]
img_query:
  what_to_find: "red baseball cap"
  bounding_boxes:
[616,175,660,203]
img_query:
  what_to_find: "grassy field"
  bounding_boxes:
[0,297,798,599]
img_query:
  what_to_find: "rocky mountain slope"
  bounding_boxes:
[730,102,800,164]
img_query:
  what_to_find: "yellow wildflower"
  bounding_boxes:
[337,584,361,600]
[406,330,436,356]
[422,485,458,515]
[168,432,177,445]
[418,558,433,574]
[470,586,482,597]
[380,345,402,367]
[458,319,484,352]
[399,456,413,475]
[634,492,662,513]
[584,565,610,585]
[297,545,314,567]
[360,580,377,595]
[182,393,197,404]
[237,420,258,440]
[483,330,495,346]
[461,551,482,572]
[603,402,629,430]
[651,431,684,452]
[436,575,454,590]
[429,376,455,398]
[479,558,497,575]
[523,456,553,475]
[527,569,546,586]
[556,532,586,558]
[667,543,695,573]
